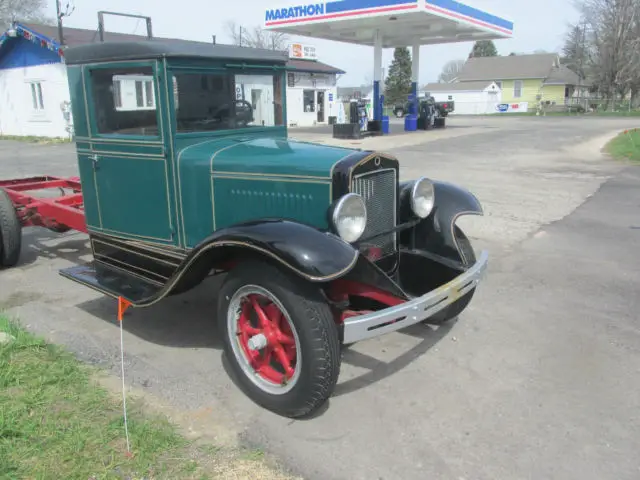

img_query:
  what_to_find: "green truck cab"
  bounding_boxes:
[48,41,488,418]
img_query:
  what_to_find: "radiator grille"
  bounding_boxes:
[351,168,397,256]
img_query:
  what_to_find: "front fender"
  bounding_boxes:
[180,219,359,285]
[399,180,483,266]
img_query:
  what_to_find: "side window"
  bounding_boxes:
[89,66,159,136]
[29,81,45,111]
[303,89,315,112]
[513,80,523,98]
[172,72,282,133]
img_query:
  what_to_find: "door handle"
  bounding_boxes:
[89,153,100,170]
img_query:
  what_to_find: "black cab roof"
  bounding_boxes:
[63,40,289,65]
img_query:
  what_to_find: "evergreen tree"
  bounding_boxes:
[469,40,498,58]
[384,47,412,104]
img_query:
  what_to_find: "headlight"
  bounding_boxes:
[332,193,367,243]
[410,177,435,218]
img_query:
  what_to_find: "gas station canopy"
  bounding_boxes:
[263,0,513,47]
[263,0,514,132]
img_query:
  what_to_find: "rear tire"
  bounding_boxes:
[395,109,404,118]
[218,260,341,418]
[422,227,475,326]
[0,189,21,268]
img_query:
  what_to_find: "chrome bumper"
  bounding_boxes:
[342,250,489,344]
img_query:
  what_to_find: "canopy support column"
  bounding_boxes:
[405,42,421,131]
[373,29,382,122]
[411,42,420,104]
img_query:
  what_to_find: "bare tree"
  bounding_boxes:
[0,0,52,28]
[438,59,465,83]
[225,20,289,50]
[574,0,640,108]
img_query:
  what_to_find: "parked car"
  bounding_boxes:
[0,40,488,419]
[393,95,455,118]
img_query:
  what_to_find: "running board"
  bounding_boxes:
[59,261,162,304]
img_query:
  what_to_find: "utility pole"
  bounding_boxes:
[56,0,64,45]
[56,0,75,45]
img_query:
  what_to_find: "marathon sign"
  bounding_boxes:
[265,3,324,22]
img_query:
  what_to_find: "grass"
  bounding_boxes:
[605,128,640,162]
[0,315,293,480]
[0,134,72,144]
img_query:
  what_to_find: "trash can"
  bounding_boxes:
[404,114,417,132]
[382,115,390,134]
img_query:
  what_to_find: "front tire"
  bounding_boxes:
[422,227,476,326]
[218,260,341,418]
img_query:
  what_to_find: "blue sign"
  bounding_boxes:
[328,93,333,101]
[265,3,324,22]
[496,103,509,112]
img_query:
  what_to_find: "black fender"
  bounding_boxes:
[167,219,360,296]
[398,179,483,267]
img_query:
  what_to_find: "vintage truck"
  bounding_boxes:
[0,40,488,419]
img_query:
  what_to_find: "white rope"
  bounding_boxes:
[119,314,131,454]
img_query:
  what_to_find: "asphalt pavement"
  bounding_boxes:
[1,116,639,479]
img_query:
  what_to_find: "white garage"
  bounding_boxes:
[422,81,502,115]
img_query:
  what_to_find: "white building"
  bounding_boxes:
[422,81,502,115]
[0,24,345,138]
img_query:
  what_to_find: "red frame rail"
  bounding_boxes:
[0,176,87,233]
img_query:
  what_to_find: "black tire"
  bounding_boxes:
[395,109,404,118]
[0,189,21,268]
[422,227,476,326]
[218,260,341,418]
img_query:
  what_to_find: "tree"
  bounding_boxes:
[224,21,289,50]
[384,47,412,104]
[438,59,465,82]
[571,0,640,108]
[469,40,498,58]
[0,0,51,28]
[561,22,589,83]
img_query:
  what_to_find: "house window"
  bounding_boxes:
[112,80,122,108]
[303,89,315,112]
[29,82,44,111]
[514,80,523,98]
[133,79,155,108]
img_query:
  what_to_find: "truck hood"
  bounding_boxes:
[177,136,356,178]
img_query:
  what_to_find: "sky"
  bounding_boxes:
[44,0,582,87]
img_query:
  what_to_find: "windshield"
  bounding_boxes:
[172,71,284,133]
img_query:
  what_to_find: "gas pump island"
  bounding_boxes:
[264,0,513,133]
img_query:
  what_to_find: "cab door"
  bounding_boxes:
[83,63,177,244]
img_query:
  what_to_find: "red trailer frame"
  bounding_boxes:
[0,176,87,233]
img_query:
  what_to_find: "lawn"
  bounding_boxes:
[0,315,292,480]
[605,128,640,162]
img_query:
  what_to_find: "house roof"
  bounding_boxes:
[456,53,560,81]
[424,81,495,92]
[14,22,344,73]
[544,64,581,85]
[286,58,344,74]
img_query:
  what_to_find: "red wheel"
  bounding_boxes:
[229,285,302,394]
[218,260,341,418]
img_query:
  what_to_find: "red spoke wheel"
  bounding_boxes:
[218,260,341,418]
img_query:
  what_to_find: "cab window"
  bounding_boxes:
[89,66,159,136]
[172,71,284,133]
